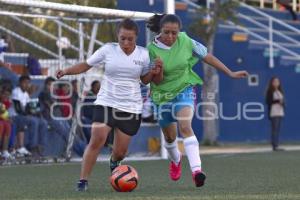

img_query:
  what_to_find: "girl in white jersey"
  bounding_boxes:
[56,19,162,191]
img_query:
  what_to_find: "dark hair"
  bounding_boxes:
[19,75,31,83]
[91,80,100,88]
[117,18,139,35]
[146,14,182,34]
[266,76,284,97]
[44,76,55,86]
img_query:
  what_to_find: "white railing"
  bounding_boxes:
[182,0,300,67]
[238,14,300,45]
[220,23,299,58]
[0,25,59,58]
[241,3,300,34]
[53,20,105,47]
[9,16,84,55]
[242,0,300,11]
[240,2,300,67]
[237,13,300,67]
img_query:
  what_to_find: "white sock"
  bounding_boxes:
[183,135,202,173]
[164,139,181,164]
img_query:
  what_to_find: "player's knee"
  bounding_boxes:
[164,135,176,143]
[178,124,193,136]
[88,138,105,150]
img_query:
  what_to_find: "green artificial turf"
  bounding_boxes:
[1,151,300,200]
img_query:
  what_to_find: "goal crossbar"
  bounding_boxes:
[0,0,155,19]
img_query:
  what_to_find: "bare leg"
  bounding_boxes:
[162,123,177,143]
[111,128,132,162]
[176,106,194,138]
[80,122,111,180]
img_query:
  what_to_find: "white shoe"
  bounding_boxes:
[2,150,14,159]
[17,147,31,156]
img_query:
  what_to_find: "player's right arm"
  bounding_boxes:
[56,44,109,79]
[56,63,91,79]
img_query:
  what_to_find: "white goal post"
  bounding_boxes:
[0,0,154,19]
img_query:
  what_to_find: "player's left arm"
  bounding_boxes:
[191,39,248,79]
[203,54,249,79]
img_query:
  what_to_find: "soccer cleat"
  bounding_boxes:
[76,180,88,191]
[192,170,206,187]
[169,156,182,181]
[110,156,121,173]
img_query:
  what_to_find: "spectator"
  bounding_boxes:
[12,75,48,156]
[265,77,285,151]
[276,0,298,21]
[0,80,18,154]
[0,85,13,159]
[39,77,70,155]
[56,82,72,119]
[39,77,57,120]
[3,78,30,157]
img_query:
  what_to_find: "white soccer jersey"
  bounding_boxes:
[86,43,150,114]
[12,87,30,110]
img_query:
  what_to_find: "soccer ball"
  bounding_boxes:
[110,165,138,192]
[56,37,71,49]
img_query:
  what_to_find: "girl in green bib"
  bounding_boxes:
[147,14,248,187]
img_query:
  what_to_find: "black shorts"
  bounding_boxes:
[92,105,142,136]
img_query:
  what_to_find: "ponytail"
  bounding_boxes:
[146,14,182,34]
[146,14,166,34]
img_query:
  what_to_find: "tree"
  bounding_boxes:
[189,0,239,145]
